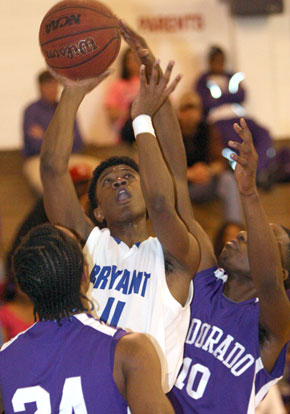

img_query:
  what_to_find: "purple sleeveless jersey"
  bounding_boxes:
[168,267,287,414]
[0,313,129,413]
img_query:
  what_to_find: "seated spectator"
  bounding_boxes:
[0,165,96,344]
[104,47,140,144]
[22,70,98,195]
[4,163,96,283]
[177,92,243,224]
[0,281,34,343]
[195,46,290,189]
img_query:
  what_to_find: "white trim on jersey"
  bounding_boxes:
[0,323,36,352]
[247,373,257,414]
[255,357,264,375]
[74,313,122,337]
[246,356,283,412]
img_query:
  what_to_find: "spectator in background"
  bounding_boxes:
[194,45,286,190]
[0,281,34,343]
[22,70,98,195]
[104,47,140,144]
[177,91,243,224]
[4,163,96,284]
[0,164,96,345]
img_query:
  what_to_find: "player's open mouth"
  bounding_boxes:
[116,188,131,202]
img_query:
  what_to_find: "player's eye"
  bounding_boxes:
[103,177,112,185]
[124,173,133,179]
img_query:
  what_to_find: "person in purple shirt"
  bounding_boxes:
[158,111,290,412]
[195,46,279,189]
[23,70,83,158]
[22,70,97,196]
[0,224,174,414]
[110,27,290,412]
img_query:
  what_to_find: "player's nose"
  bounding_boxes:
[112,177,128,189]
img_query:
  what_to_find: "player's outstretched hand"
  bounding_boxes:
[131,60,182,120]
[118,19,160,80]
[48,67,113,95]
[228,118,258,196]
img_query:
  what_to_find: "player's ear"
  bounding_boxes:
[94,206,104,224]
[282,268,289,282]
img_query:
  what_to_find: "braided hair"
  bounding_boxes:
[12,223,86,323]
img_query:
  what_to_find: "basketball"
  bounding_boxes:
[39,0,121,80]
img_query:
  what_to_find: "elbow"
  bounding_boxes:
[147,193,173,216]
[40,150,67,177]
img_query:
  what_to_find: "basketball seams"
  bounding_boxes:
[40,26,120,47]
[43,5,115,20]
[48,36,120,72]
[39,0,120,80]
[106,35,121,69]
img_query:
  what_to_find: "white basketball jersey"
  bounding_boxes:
[84,227,193,391]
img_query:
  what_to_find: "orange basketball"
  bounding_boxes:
[39,0,121,80]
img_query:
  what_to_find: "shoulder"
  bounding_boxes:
[193,266,222,288]
[0,323,35,353]
[116,333,159,368]
[73,313,119,337]
[85,226,107,244]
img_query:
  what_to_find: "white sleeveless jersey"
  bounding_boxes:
[84,227,193,391]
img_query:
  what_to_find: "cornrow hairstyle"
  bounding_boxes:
[88,156,139,210]
[12,223,86,323]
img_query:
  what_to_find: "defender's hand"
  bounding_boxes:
[118,19,160,80]
[131,60,182,120]
[228,118,258,196]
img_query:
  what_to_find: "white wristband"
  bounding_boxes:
[132,114,156,138]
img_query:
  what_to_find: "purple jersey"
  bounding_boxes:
[0,313,129,413]
[168,267,287,414]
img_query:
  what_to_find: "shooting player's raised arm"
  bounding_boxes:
[40,72,110,240]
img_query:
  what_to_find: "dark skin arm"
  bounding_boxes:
[229,119,290,373]
[40,72,110,241]
[119,20,214,274]
[113,333,174,414]
[131,61,200,305]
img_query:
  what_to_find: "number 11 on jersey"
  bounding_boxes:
[100,297,126,327]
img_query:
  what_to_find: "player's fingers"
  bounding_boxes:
[233,122,244,142]
[234,118,254,146]
[100,69,114,80]
[240,118,254,146]
[161,60,175,87]
[118,19,131,33]
[230,152,248,167]
[139,64,148,87]
[149,59,160,87]
[163,74,182,97]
